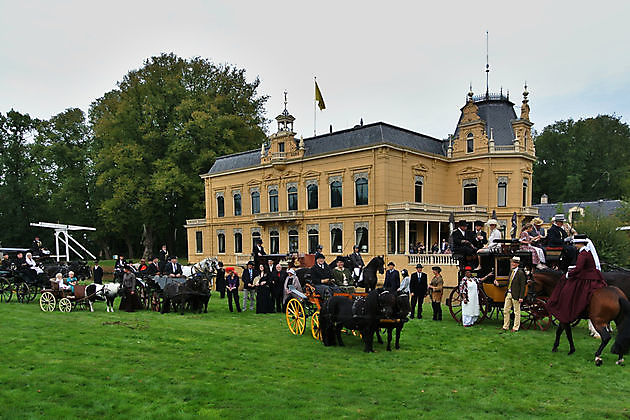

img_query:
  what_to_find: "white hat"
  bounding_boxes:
[511,256,521,262]
[552,214,566,222]
[486,219,498,226]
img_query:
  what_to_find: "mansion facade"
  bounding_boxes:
[185,87,538,266]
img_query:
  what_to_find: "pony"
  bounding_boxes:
[531,269,630,365]
[319,288,395,352]
[376,291,411,351]
[361,256,385,293]
[86,282,121,312]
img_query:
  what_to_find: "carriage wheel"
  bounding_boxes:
[311,311,321,341]
[58,297,72,312]
[39,291,56,312]
[16,283,30,304]
[0,277,12,302]
[448,287,463,324]
[28,284,39,302]
[286,298,306,335]
[522,298,552,331]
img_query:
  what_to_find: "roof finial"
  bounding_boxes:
[485,30,490,98]
[468,83,474,102]
[283,90,288,112]
[523,81,529,101]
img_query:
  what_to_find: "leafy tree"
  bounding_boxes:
[575,209,630,268]
[90,53,267,258]
[533,115,630,203]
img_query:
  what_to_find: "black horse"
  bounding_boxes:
[319,288,395,352]
[376,291,411,351]
[361,256,385,293]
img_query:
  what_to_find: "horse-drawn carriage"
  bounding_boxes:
[0,249,49,304]
[39,281,94,312]
[447,240,553,330]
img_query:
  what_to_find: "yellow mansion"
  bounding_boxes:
[186,86,538,268]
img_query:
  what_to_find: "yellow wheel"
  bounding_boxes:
[59,297,72,312]
[311,311,321,341]
[286,298,306,335]
[39,292,56,312]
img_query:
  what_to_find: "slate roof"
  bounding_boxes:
[207,122,447,175]
[534,200,624,223]
[453,97,518,146]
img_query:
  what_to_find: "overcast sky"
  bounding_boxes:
[1,1,629,140]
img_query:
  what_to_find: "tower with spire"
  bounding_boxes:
[261,91,304,166]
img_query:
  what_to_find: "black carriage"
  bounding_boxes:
[0,248,49,303]
[447,240,553,330]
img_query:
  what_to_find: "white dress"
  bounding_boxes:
[461,277,480,326]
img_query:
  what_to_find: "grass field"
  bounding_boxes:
[1,295,629,419]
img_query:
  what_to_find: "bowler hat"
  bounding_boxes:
[458,220,468,227]
[387,261,395,267]
[415,263,423,269]
[474,220,484,227]
[315,253,325,260]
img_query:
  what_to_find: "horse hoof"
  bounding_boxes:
[395,345,400,350]
[387,347,391,352]
[568,348,575,355]
[551,347,558,353]
[616,359,624,366]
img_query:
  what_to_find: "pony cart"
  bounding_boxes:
[39,282,94,312]
[447,240,553,330]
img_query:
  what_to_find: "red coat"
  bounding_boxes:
[546,249,606,323]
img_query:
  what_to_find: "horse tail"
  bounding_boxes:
[612,296,630,355]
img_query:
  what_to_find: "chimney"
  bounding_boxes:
[540,194,548,204]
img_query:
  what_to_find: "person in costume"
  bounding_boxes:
[460,267,480,327]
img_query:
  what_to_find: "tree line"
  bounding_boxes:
[0,53,267,259]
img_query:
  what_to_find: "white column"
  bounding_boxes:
[405,220,410,255]
[394,221,398,254]
[438,222,442,245]
[425,221,429,252]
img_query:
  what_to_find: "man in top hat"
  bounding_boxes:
[31,236,43,256]
[383,261,400,292]
[547,214,577,268]
[310,253,332,285]
[496,256,527,332]
[241,260,256,311]
[252,239,266,270]
[164,256,184,278]
[409,263,428,319]
[451,220,477,259]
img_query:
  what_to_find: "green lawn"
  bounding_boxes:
[1,296,628,419]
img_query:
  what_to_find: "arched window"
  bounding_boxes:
[217,196,225,218]
[269,188,279,213]
[497,178,507,207]
[269,230,279,254]
[252,231,261,251]
[330,181,342,208]
[308,228,319,253]
[466,133,474,153]
[234,232,242,253]
[463,178,478,205]
[217,233,225,253]
[251,191,260,214]
[355,177,368,205]
[522,178,529,207]
[287,186,298,211]
[331,228,342,253]
[355,227,368,253]
[307,184,318,209]
[233,193,242,216]
[288,230,299,253]
[414,176,423,203]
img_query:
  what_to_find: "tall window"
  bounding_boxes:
[414,176,423,203]
[252,232,261,251]
[463,178,478,205]
[330,181,342,208]
[331,228,342,253]
[287,186,298,211]
[270,230,279,254]
[234,232,242,253]
[355,226,368,253]
[355,177,368,205]
[497,178,507,207]
[269,188,279,212]
[278,142,285,152]
[251,191,260,214]
[307,184,318,209]
[288,230,299,253]
[522,178,529,207]
[466,133,474,153]
[233,193,241,216]
[308,229,319,253]
[217,195,225,218]
[195,231,203,254]
[217,233,225,253]
[387,221,396,254]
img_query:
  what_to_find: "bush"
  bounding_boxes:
[575,209,630,268]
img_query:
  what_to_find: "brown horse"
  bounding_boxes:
[531,269,630,366]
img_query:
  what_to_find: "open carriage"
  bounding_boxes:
[447,240,553,330]
[39,281,94,312]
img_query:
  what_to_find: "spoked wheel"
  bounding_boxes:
[58,297,72,312]
[311,311,321,341]
[448,287,463,324]
[522,298,552,331]
[28,284,39,302]
[0,278,13,302]
[39,291,56,311]
[286,298,306,335]
[16,283,30,303]
[477,292,491,324]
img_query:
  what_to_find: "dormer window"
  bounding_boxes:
[466,133,474,153]
[278,142,285,152]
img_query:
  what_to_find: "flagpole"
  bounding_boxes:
[313,76,317,136]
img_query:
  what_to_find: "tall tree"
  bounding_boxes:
[533,115,630,203]
[90,53,267,258]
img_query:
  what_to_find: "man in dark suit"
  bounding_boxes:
[270,263,286,313]
[241,261,256,311]
[252,239,266,271]
[215,261,226,299]
[93,260,104,285]
[31,236,43,256]
[158,245,169,272]
[451,220,477,259]
[409,263,428,319]
[547,214,577,267]
[383,261,400,292]
[471,220,488,249]
[310,253,333,285]
[147,257,161,276]
[496,256,527,332]
[164,256,184,278]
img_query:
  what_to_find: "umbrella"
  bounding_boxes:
[510,212,517,239]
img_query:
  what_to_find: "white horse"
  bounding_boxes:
[86,283,121,312]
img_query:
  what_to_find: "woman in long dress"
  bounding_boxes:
[519,223,546,269]
[255,265,273,314]
[460,267,480,327]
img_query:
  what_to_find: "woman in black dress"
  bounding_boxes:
[119,265,142,312]
[255,264,273,314]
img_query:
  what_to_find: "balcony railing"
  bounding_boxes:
[387,202,488,215]
[253,210,303,223]
[271,151,287,159]
[185,218,206,227]
[408,254,458,266]
[493,145,516,152]
[520,206,539,215]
